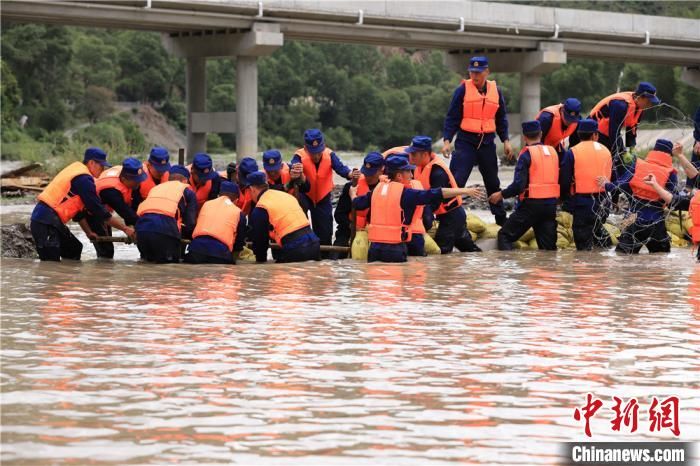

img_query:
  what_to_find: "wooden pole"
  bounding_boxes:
[178,148,185,165]
[92,236,350,253]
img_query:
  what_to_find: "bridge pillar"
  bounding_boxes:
[680,67,700,90]
[162,24,283,161]
[445,42,566,128]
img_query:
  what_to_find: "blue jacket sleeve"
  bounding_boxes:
[501,152,531,198]
[180,188,198,239]
[608,99,629,156]
[559,150,574,199]
[352,192,371,211]
[289,154,320,192]
[249,207,270,262]
[233,213,247,252]
[330,152,351,179]
[401,188,444,210]
[442,83,465,142]
[537,111,554,142]
[495,87,509,142]
[72,175,111,221]
[99,187,139,225]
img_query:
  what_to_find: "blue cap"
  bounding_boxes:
[83,147,111,167]
[238,157,259,187]
[304,128,325,154]
[636,82,660,105]
[219,181,240,196]
[522,120,542,135]
[148,147,171,172]
[577,118,598,134]
[120,157,148,182]
[262,150,283,171]
[192,153,217,181]
[386,155,415,173]
[653,138,673,154]
[246,170,268,186]
[562,98,582,123]
[468,56,489,72]
[404,135,433,153]
[361,152,385,176]
[169,164,190,181]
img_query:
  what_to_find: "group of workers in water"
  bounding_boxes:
[30,55,700,264]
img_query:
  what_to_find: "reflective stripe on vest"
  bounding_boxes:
[524,145,560,199]
[255,189,310,245]
[139,162,169,198]
[408,179,426,235]
[414,153,462,215]
[571,141,613,194]
[590,92,641,138]
[381,146,408,158]
[537,104,578,148]
[136,181,188,226]
[367,181,406,244]
[629,151,674,202]
[296,147,333,205]
[96,166,133,212]
[460,79,499,134]
[689,191,700,243]
[351,176,371,230]
[36,161,92,223]
[192,196,242,251]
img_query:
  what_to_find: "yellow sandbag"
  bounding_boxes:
[556,211,573,229]
[470,230,478,242]
[466,213,487,234]
[427,221,438,239]
[514,240,528,249]
[556,233,570,249]
[423,233,441,255]
[351,230,369,260]
[665,215,684,238]
[528,238,538,249]
[480,223,501,239]
[670,231,689,248]
[556,224,573,243]
[603,223,620,246]
[684,217,694,236]
[237,246,257,262]
[519,228,535,243]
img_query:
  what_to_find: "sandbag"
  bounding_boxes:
[556,233,570,249]
[427,221,438,239]
[514,240,528,249]
[670,231,689,248]
[556,224,573,243]
[423,233,441,255]
[237,246,257,262]
[603,223,620,246]
[351,230,370,260]
[470,230,478,242]
[466,213,487,234]
[528,238,539,250]
[556,211,573,229]
[480,223,501,239]
[519,227,535,243]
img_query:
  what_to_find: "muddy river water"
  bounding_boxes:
[1,202,699,464]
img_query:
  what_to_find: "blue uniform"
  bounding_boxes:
[290,151,351,248]
[30,174,112,261]
[249,206,320,263]
[497,144,559,251]
[185,214,247,264]
[353,186,443,262]
[88,186,140,259]
[443,82,509,223]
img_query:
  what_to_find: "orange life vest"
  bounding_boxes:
[571,141,613,194]
[414,153,462,215]
[137,181,189,230]
[255,189,310,245]
[408,179,426,235]
[629,150,674,202]
[296,147,334,205]
[266,162,295,195]
[689,191,700,243]
[381,146,408,158]
[96,166,133,212]
[460,79,500,134]
[192,196,242,251]
[139,161,169,199]
[235,187,253,215]
[351,176,372,230]
[37,161,92,223]
[522,144,560,200]
[589,92,641,138]
[537,104,578,148]
[367,180,407,245]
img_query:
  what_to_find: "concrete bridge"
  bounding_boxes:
[3,0,700,159]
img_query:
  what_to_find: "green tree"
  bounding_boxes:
[1,60,21,127]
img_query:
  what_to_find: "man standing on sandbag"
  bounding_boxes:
[489,121,560,251]
[408,136,481,254]
[559,119,614,251]
[441,56,513,226]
